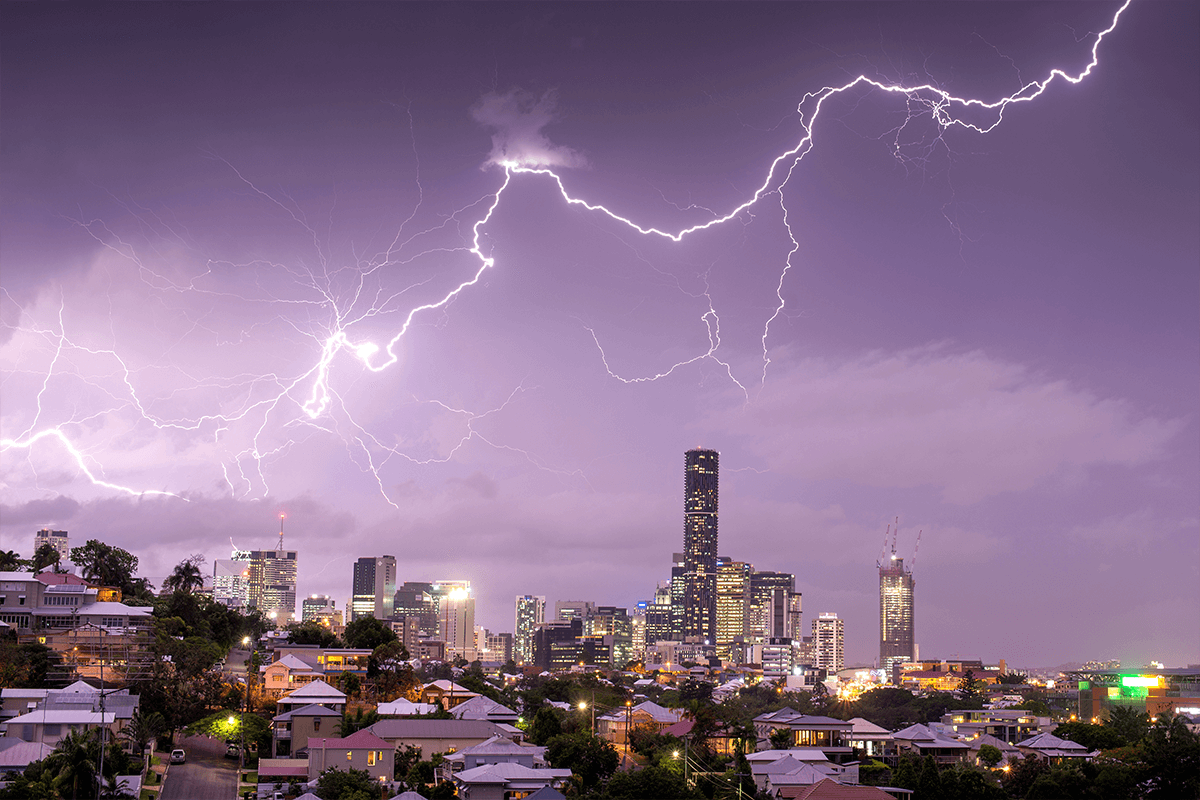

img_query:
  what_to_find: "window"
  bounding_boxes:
[44,724,61,736]
[313,719,320,731]
[18,596,25,605]
[346,751,353,761]
[367,750,377,766]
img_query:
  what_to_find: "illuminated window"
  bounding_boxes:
[346,751,353,761]
[368,750,376,766]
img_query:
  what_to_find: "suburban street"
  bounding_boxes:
[161,735,236,800]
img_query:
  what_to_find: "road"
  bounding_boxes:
[162,735,237,800]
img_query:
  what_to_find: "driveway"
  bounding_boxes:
[161,735,237,800]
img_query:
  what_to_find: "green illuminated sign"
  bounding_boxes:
[1120,676,1158,688]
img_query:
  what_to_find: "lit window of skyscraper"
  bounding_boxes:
[514,595,545,665]
[350,555,396,621]
[813,612,844,673]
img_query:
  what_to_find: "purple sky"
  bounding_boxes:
[2,2,1197,670]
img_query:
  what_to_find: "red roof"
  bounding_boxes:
[782,779,899,800]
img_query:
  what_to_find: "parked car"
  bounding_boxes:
[170,749,186,764]
[225,743,241,759]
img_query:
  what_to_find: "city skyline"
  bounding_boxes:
[1,2,1196,668]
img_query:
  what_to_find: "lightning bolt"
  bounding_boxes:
[1,1,1132,503]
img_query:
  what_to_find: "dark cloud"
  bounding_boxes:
[470,89,587,169]
[0,495,81,528]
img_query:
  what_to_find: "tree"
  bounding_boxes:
[977,743,1003,768]
[32,543,63,572]
[957,670,982,701]
[0,549,23,571]
[370,640,416,700]
[335,707,381,737]
[914,754,941,800]
[44,729,97,800]
[162,555,205,594]
[769,727,793,750]
[995,672,1028,685]
[605,765,702,799]
[337,671,362,700]
[119,709,166,755]
[1052,721,1125,752]
[0,640,62,688]
[528,706,564,745]
[1104,704,1150,746]
[342,615,398,650]
[1140,711,1200,799]
[314,766,376,800]
[185,710,271,756]
[69,541,139,595]
[544,732,619,787]
[286,620,341,648]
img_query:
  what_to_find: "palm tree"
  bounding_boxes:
[45,729,98,800]
[0,549,21,571]
[119,709,166,755]
[162,555,205,594]
[31,543,62,572]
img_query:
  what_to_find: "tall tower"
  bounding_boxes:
[715,556,752,661]
[514,595,546,665]
[683,448,719,643]
[813,612,845,673]
[879,555,915,678]
[351,556,397,621]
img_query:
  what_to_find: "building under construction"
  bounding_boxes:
[878,520,917,681]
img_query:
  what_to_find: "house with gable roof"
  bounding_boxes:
[306,728,395,782]
[451,762,572,800]
[262,653,322,698]
[1014,732,1097,764]
[276,679,347,716]
[891,723,971,765]
[272,703,342,757]
[449,694,519,725]
[595,700,684,749]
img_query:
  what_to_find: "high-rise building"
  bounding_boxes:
[587,606,634,669]
[302,595,342,629]
[514,595,546,665]
[682,448,719,643]
[351,555,397,621]
[880,556,915,677]
[716,557,752,661]
[555,600,597,622]
[395,582,439,638]
[237,548,298,625]
[213,559,250,609]
[668,553,686,638]
[645,583,674,647]
[438,582,476,662]
[33,529,70,562]
[748,571,802,642]
[813,612,844,673]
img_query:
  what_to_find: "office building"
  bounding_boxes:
[682,448,719,643]
[716,557,752,661]
[213,559,250,609]
[395,583,439,638]
[438,582,476,662]
[33,529,70,562]
[555,600,597,622]
[235,546,298,625]
[812,613,844,673]
[644,583,674,647]
[514,595,545,665]
[302,595,341,628]
[748,571,802,642]
[880,556,915,677]
[350,555,396,621]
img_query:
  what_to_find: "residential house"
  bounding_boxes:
[262,654,323,699]
[449,695,520,725]
[377,699,438,717]
[272,703,342,757]
[776,778,900,800]
[1014,733,1096,764]
[845,718,892,759]
[276,679,347,716]
[753,710,855,764]
[418,680,479,709]
[0,709,118,748]
[451,762,572,800]
[365,719,514,757]
[891,723,971,766]
[596,700,684,750]
[306,729,395,783]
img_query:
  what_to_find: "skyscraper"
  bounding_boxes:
[514,595,546,665]
[879,556,915,677]
[813,612,844,673]
[350,555,397,621]
[683,448,719,643]
[237,547,297,625]
[748,570,802,642]
[716,556,752,661]
[438,581,476,661]
[213,558,250,609]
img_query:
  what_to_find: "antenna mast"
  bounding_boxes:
[277,513,286,552]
